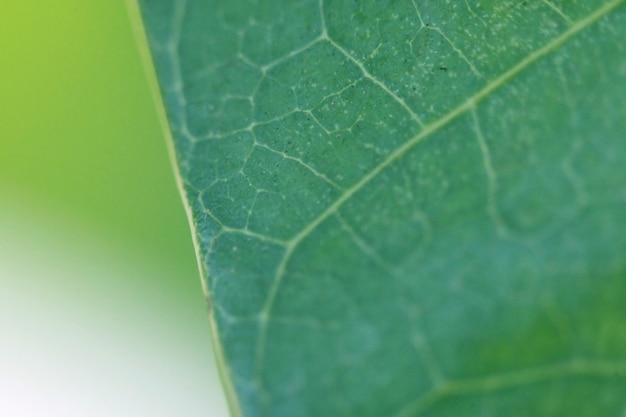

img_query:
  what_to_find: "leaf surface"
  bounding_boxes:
[135,0,626,415]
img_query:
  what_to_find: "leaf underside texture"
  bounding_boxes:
[137,0,626,416]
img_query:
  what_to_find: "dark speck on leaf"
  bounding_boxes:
[439,66,447,71]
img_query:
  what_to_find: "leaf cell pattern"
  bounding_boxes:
[138,0,626,416]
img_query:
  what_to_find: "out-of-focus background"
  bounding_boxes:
[0,1,229,416]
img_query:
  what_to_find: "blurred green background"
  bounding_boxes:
[0,1,228,415]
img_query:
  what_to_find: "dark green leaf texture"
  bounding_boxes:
[136,0,626,415]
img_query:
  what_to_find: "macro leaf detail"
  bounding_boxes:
[136,0,626,415]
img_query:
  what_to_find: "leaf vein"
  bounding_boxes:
[252,0,625,386]
[394,358,626,416]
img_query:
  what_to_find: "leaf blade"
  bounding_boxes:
[137,0,626,415]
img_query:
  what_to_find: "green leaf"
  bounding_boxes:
[134,0,626,415]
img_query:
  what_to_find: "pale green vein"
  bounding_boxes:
[412,0,482,77]
[219,227,288,247]
[336,212,395,273]
[320,0,425,129]
[261,35,326,72]
[541,0,574,25]
[254,142,343,190]
[470,104,508,238]
[326,37,426,128]
[410,331,448,388]
[253,0,625,384]
[393,359,626,416]
[464,0,488,26]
